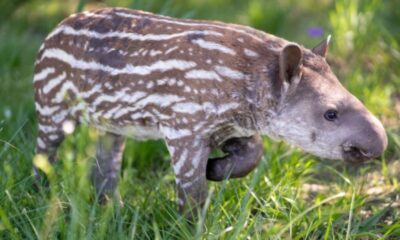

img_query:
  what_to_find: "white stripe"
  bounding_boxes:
[150,50,162,57]
[136,94,184,108]
[33,67,55,82]
[103,105,122,119]
[35,103,60,116]
[168,146,175,156]
[165,46,179,54]
[177,80,184,86]
[112,93,182,119]
[48,25,222,42]
[112,108,131,119]
[168,78,176,86]
[171,102,203,114]
[192,39,236,55]
[191,149,203,168]
[215,65,245,80]
[82,11,112,19]
[157,78,168,86]
[171,102,239,115]
[184,168,195,177]
[81,84,102,98]
[38,124,58,133]
[193,121,207,132]
[92,90,127,106]
[244,48,259,57]
[162,126,192,140]
[48,134,60,141]
[53,81,80,103]
[114,11,267,43]
[150,109,172,120]
[216,102,240,114]
[173,149,188,173]
[184,69,223,82]
[42,72,66,94]
[181,181,193,188]
[93,90,147,108]
[52,110,69,124]
[202,102,217,113]
[41,48,197,76]
[146,81,154,89]
[38,43,45,52]
[71,101,86,115]
[37,137,46,149]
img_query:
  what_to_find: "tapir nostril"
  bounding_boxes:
[357,148,374,158]
[342,144,376,162]
[350,146,370,158]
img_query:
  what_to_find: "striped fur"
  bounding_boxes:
[33,8,389,216]
[34,7,286,146]
[33,8,296,213]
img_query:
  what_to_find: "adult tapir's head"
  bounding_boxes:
[266,36,388,162]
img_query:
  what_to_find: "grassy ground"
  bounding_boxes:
[0,0,399,239]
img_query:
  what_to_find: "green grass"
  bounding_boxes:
[1,0,400,239]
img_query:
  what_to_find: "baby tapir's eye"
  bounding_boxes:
[324,110,338,121]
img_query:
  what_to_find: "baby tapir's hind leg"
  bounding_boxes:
[207,134,263,181]
[91,132,125,205]
[34,118,66,179]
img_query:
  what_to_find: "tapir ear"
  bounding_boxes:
[312,35,331,58]
[279,44,303,85]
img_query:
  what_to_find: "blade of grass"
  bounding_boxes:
[0,207,18,239]
[75,0,86,13]
[275,192,346,239]
[345,188,356,240]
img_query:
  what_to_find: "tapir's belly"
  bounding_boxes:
[92,122,163,140]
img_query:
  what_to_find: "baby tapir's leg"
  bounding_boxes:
[166,136,210,216]
[206,134,263,181]
[34,117,66,181]
[91,132,125,204]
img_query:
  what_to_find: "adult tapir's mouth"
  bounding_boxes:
[342,143,375,163]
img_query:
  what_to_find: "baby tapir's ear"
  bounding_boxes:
[312,35,331,58]
[279,44,303,85]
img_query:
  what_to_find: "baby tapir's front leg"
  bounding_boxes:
[91,132,125,205]
[207,134,263,181]
[166,136,211,216]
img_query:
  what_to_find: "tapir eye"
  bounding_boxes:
[324,110,338,121]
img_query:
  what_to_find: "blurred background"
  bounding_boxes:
[0,0,399,239]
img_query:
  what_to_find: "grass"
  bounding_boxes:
[0,0,399,239]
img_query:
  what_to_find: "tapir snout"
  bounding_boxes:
[341,109,388,163]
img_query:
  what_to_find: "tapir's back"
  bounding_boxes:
[33,7,286,150]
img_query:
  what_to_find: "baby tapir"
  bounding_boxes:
[33,8,388,214]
